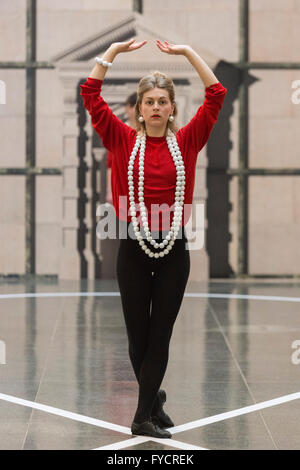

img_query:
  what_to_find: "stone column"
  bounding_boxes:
[58,73,103,280]
[92,147,107,278]
[58,75,82,279]
[83,122,103,279]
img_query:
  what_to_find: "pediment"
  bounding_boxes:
[51,11,221,70]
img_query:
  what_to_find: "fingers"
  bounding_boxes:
[123,38,175,52]
[127,38,170,50]
[157,39,173,46]
[157,39,167,47]
[128,38,171,47]
[156,39,169,52]
[128,38,147,44]
[131,40,147,49]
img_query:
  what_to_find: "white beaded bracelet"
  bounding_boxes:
[94,57,112,68]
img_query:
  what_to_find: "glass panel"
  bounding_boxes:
[35,175,62,275]
[250,0,299,62]
[249,176,300,274]
[36,0,132,61]
[249,70,300,169]
[36,69,63,168]
[0,0,26,62]
[0,176,25,274]
[0,70,26,168]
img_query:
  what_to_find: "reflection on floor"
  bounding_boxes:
[0,277,300,450]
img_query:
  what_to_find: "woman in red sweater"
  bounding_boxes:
[80,38,227,439]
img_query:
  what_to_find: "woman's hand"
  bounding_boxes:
[156,39,189,56]
[111,38,148,54]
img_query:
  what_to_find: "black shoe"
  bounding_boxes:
[131,419,172,438]
[151,389,174,428]
[151,409,174,428]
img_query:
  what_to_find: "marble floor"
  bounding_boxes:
[0,277,300,450]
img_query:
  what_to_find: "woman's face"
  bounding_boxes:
[139,87,174,133]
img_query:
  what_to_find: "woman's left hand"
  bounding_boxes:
[156,39,189,56]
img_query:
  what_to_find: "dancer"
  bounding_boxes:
[80,38,227,439]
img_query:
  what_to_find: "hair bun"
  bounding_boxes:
[150,70,167,79]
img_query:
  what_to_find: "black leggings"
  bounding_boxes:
[116,221,190,423]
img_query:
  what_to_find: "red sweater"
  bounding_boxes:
[80,77,227,231]
[107,150,113,168]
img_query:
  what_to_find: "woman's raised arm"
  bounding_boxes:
[184,46,219,88]
[156,40,227,152]
[80,39,147,153]
[89,39,148,81]
[156,40,219,88]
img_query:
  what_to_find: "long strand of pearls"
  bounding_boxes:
[128,129,185,258]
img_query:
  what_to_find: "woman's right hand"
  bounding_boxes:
[111,38,147,54]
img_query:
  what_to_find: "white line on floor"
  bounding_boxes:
[93,436,209,450]
[187,293,300,302]
[93,437,208,451]
[1,290,300,449]
[93,436,154,450]
[142,438,208,451]
[0,392,131,435]
[171,391,300,434]
[1,292,300,302]
[0,390,299,448]
[0,391,207,450]
[0,292,120,299]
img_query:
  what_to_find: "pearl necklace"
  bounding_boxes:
[128,129,185,258]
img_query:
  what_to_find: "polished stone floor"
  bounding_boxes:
[0,277,300,450]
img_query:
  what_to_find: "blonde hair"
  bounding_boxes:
[134,70,179,136]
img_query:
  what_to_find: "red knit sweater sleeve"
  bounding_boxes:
[177,81,227,153]
[80,77,131,153]
[106,150,113,168]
